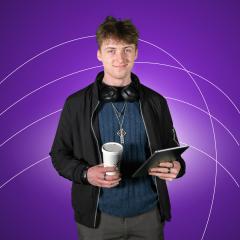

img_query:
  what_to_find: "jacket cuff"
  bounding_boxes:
[73,163,90,184]
[176,157,186,178]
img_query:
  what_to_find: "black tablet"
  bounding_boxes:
[132,145,189,178]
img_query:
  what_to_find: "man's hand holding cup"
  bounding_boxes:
[87,142,123,188]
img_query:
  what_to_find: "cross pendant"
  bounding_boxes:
[117,128,126,144]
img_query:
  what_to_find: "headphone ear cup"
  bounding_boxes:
[121,84,139,102]
[100,85,119,102]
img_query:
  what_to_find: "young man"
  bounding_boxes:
[50,16,185,240]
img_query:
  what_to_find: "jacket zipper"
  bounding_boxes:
[90,100,102,228]
[139,100,161,207]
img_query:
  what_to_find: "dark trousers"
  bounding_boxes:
[76,207,164,240]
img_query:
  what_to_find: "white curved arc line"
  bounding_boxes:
[0,109,62,147]
[179,142,239,188]
[0,65,102,117]
[0,98,237,150]
[0,37,228,238]
[166,97,239,146]
[0,156,49,190]
[1,39,219,239]
[135,61,240,114]
[0,99,238,152]
[139,39,217,240]
[0,35,96,86]
[0,35,235,238]
[1,61,238,123]
[186,72,239,114]
[0,36,237,116]
[0,143,238,192]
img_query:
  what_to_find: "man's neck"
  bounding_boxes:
[102,72,131,87]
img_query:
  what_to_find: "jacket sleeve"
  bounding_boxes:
[161,98,186,178]
[49,98,88,184]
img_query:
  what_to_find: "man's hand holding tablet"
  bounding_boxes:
[148,161,181,181]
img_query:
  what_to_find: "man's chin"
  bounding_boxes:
[112,70,131,79]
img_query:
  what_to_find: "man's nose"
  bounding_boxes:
[115,51,126,63]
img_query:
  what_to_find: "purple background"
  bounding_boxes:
[0,1,239,239]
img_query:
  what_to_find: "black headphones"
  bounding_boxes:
[97,71,140,102]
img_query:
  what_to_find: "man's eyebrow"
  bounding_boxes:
[104,45,134,50]
[104,47,116,50]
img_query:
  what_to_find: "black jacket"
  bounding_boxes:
[49,72,186,228]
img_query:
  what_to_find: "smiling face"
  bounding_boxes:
[97,38,138,86]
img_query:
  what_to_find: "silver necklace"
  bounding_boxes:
[111,102,127,144]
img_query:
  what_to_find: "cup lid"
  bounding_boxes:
[102,142,123,153]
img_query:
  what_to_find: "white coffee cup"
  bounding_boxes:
[101,142,123,175]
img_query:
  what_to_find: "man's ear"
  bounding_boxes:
[97,49,102,62]
[134,48,138,60]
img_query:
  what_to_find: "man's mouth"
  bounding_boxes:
[113,64,127,68]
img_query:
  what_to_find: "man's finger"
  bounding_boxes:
[104,174,121,181]
[97,179,121,187]
[150,167,178,174]
[158,161,174,168]
[103,182,120,188]
[101,166,118,173]
[161,177,174,182]
[149,172,177,179]
[149,173,175,181]
[96,173,121,181]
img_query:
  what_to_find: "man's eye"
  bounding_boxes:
[125,48,132,53]
[107,50,115,53]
